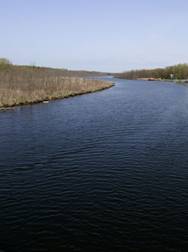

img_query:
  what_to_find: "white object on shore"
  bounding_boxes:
[43,101,49,104]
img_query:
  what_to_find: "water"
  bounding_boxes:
[0,78,188,251]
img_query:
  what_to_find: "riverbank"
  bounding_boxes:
[0,65,113,109]
[115,64,188,81]
[116,76,188,84]
[137,78,188,84]
[0,78,113,109]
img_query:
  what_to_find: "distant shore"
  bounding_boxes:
[136,78,188,83]
[115,64,188,82]
[116,76,188,84]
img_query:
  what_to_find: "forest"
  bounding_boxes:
[116,64,188,80]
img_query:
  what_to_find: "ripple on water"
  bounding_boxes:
[0,79,188,251]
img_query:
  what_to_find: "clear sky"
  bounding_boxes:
[1,0,188,72]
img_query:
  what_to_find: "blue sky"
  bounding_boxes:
[1,0,188,71]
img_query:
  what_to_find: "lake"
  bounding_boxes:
[0,78,188,251]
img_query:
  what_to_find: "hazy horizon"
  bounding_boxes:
[1,0,188,72]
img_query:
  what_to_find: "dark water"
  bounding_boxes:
[1,78,188,252]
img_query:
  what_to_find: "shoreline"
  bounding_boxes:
[116,77,188,84]
[0,83,114,111]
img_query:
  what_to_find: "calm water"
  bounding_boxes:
[0,78,188,251]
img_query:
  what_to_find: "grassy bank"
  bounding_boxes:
[0,65,113,108]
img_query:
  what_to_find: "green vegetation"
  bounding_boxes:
[0,62,113,108]
[116,64,188,81]
[0,58,12,70]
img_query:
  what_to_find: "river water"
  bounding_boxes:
[0,78,188,251]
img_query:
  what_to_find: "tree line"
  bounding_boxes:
[116,64,188,80]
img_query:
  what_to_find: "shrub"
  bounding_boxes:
[0,65,113,108]
[0,58,12,70]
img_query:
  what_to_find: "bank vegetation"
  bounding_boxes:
[116,64,188,81]
[0,59,113,108]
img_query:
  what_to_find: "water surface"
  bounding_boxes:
[0,78,188,251]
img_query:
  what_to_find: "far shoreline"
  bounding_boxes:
[116,76,188,84]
